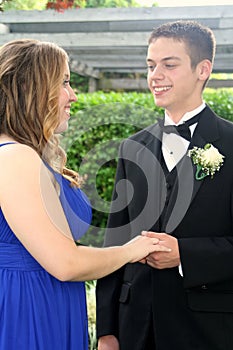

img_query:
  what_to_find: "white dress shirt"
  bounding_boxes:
[162,103,206,171]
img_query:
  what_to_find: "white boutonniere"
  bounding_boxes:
[188,143,224,181]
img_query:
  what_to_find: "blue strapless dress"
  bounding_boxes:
[0,143,92,350]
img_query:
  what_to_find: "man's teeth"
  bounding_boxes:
[154,86,171,92]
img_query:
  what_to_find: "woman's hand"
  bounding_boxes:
[124,234,171,263]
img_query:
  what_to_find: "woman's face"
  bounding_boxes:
[55,61,77,134]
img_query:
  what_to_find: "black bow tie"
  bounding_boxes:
[158,113,201,141]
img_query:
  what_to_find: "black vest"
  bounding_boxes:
[159,152,179,232]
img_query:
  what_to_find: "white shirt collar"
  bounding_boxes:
[164,102,206,126]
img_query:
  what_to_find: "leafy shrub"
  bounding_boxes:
[62,89,233,247]
[203,88,233,121]
[86,280,97,350]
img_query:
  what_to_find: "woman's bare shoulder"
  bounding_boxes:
[0,142,41,165]
[0,142,45,189]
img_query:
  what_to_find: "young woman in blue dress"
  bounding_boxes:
[0,39,170,349]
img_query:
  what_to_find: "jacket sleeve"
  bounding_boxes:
[96,142,130,338]
[178,181,233,289]
[96,267,124,338]
[179,235,233,289]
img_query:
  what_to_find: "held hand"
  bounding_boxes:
[141,231,180,269]
[98,335,120,350]
[138,257,147,264]
[125,235,171,263]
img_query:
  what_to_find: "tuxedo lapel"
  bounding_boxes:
[135,123,167,231]
[188,106,220,202]
[163,106,220,233]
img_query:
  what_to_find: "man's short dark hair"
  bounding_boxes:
[149,20,216,68]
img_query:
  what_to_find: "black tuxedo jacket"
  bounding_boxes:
[96,106,233,350]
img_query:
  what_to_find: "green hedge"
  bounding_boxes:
[62,89,233,246]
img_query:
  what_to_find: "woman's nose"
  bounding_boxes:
[69,86,77,102]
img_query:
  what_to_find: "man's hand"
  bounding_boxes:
[142,231,180,269]
[98,335,120,350]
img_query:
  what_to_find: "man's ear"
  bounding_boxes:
[198,59,212,81]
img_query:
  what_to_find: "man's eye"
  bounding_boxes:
[165,64,176,69]
[147,66,155,71]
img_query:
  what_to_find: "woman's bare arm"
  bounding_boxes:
[0,144,170,281]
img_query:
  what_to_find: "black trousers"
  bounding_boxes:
[144,318,156,350]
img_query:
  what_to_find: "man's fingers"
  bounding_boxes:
[153,244,171,252]
[142,230,165,239]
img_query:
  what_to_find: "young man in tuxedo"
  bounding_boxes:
[96,20,233,350]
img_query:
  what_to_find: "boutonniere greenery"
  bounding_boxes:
[188,143,224,181]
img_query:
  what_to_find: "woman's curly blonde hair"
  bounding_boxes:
[0,38,81,187]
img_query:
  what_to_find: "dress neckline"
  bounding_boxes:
[0,142,16,146]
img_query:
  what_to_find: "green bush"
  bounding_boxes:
[203,88,233,121]
[85,280,97,350]
[62,89,233,247]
